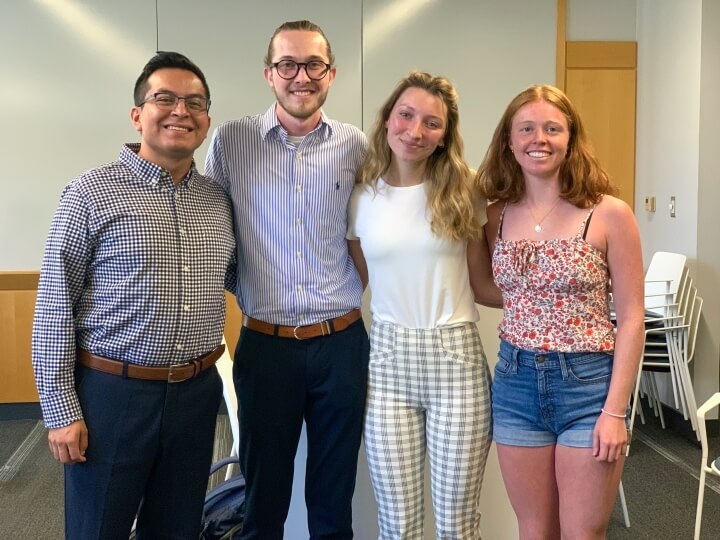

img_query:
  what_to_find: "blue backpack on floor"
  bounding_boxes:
[200,456,246,540]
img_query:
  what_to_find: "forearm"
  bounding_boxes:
[473,278,503,308]
[32,310,84,429]
[603,318,645,414]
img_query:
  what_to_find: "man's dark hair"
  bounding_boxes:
[133,51,210,106]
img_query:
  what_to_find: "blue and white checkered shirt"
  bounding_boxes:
[205,104,367,325]
[32,144,237,429]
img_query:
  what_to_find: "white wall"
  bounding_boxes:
[635,0,701,265]
[695,0,720,415]
[0,0,155,270]
[567,0,636,40]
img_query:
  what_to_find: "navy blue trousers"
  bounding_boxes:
[65,363,222,540]
[235,319,369,540]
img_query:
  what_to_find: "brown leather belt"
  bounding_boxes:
[242,309,362,340]
[76,345,225,383]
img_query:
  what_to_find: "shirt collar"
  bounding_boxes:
[260,103,332,143]
[120,143,199,189]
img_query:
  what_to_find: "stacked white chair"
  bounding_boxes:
[694,392,720,540]
[626,252,704,440]
[615,252,705,530]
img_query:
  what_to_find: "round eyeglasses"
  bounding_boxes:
[270,60,331,81]
[141,92,210,113]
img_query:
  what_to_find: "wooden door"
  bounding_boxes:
[565,41,637,209]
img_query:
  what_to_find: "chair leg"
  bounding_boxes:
[647,373,667,428]
[694,468,706,540]
[637,395,646,425]
[619,480,630,528]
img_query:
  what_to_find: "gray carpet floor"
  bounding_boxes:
[1,409,719,539]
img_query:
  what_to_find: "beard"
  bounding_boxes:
[274,85,329,121]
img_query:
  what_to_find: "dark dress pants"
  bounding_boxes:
[235,319,369,540]
[64,363,222,540]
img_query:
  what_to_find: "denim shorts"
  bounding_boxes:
[492,339,615,448]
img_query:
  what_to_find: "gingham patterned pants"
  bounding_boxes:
[365,321,492,540]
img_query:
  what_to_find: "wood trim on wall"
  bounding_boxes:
[0,271,242,403]
[0,271,40,403]
[0,271,39,291]
[566,41,637,69]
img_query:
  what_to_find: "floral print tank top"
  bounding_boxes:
[493,203,615,352]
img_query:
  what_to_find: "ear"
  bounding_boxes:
[326,66,337,88]
[130,106,142,133]
[264,67,274,88]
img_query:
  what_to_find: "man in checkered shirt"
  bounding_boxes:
[31,51,236,539]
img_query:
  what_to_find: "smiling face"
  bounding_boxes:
[508,99,570,182]
[130,68,210,175]
[264,30,335,134]
[385,86,447,167]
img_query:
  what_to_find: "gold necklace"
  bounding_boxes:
[527,198,561,233]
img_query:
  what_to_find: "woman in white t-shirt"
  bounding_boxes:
[347,71,500,539]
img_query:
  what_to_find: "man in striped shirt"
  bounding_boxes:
[32,52,236,539]
[205,20,369,540]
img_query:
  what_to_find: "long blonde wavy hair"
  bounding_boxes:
[357,71,481,241]
[476,84,617,206]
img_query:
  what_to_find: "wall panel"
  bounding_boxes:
[362,0,557,168]
[0,0,157,270]
[156,0,363,172]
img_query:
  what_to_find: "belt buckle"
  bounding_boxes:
[293,320,332,340]
[168,363,191,383]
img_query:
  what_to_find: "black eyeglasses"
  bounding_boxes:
[141,92,210,113]
[270,60,332,81]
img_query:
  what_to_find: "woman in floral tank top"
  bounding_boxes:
[475,85,644,539]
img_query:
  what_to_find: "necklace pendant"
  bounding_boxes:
[534,224,542,233]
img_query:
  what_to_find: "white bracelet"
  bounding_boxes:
[601,408,627,419]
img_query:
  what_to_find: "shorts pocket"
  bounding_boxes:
[566,353,613,384]
[494,353,515,377]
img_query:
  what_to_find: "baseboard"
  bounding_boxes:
[0,402,42,421]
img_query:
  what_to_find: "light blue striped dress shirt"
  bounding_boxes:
[205,104,367,326]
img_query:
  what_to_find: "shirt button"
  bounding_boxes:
[174,192,180,200]
[296,218,302,226]
[183,304,190,312]
[295,184,302,192]
[180,228,187,236]
[176,343,184,351]
[297,284,303,292]
[297,251,302,258]
[183,265,189,272]
[297,152,303,159]
[298,314,305,322]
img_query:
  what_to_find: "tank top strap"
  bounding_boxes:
[578,204,598,240]
[497,202,509,240]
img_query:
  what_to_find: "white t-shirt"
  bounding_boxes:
[347,177,486,328]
